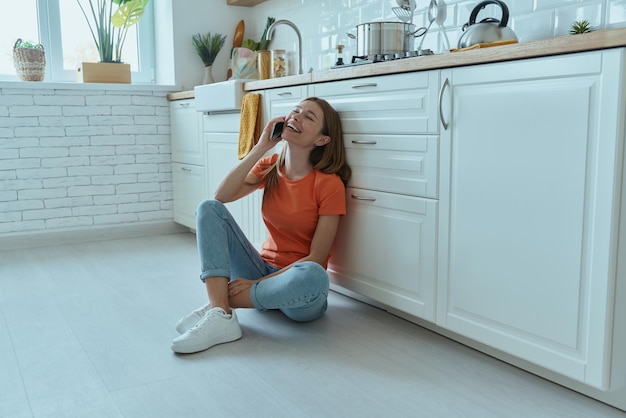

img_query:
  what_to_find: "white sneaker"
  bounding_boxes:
[175,303,211,334]
[171,307,242,354]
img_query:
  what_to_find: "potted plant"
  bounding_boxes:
[13,39,46,82]
[570,20,594,35]
[192,32,227,84]
[76,0,150,83]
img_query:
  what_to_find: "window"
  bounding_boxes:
[1,0,155,83]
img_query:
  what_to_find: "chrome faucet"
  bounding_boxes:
[266,19,303,75]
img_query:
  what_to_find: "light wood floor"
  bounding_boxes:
[1,233,624,418]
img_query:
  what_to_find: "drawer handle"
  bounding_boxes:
[438,77,449,131]
[351,83,378,89]
[351,140,377,145]
[178,102,190,108]
[351,194,376,202]
[277,91,293,97]
[181,167,192,172]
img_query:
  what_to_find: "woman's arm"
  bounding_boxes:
[214,117,285,203]
[300,214,341,266]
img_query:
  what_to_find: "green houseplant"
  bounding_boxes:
[570,20,594,35]
[77,0,150,63]
[192,32,227,84]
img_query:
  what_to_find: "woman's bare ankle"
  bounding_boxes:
[209,304,232,315]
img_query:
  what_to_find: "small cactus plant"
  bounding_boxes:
[570,20,594,35]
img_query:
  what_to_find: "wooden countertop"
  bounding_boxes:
[166,90,195,101]
[168,27,626,100]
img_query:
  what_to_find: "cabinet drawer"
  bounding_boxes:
[329,187,437,320]
[312,71,439,134]
[266,85,308,119]
[345,134,438,198]
[203,111,240,133]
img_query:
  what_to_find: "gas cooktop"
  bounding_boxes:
[331,50,434,69]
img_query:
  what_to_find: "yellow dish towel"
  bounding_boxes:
[238,93,262,160]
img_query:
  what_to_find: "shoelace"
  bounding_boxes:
[188,309,229,333]
[195,305,210,317]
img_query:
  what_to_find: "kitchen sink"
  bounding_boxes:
[194,79,247,112]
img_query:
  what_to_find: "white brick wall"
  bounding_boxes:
[0,86,173,237]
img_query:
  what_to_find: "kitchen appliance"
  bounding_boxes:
[331,49,433,69]
[457,0,517,49]
[348,22,426,57]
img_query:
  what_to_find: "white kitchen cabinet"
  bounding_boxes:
[437,50,626,391]
[330,188,437,319]
[203,112,265,249]
[312,71,440,321]
[263,84,309,120]
[170,99,205,229]
[171,163,204,229]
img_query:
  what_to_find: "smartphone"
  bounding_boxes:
[270,121,284,141]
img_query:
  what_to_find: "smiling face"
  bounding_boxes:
[282,100,330,149]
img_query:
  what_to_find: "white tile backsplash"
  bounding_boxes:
[253,0,626,72]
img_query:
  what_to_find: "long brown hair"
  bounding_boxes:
[262,97,351,201]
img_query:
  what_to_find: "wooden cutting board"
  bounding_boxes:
[227,20,245,79]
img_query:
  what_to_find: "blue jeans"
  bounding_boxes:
[195,199,329,322]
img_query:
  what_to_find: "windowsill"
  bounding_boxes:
[0,80,180,92]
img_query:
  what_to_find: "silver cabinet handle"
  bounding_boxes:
[438,77,449,131]
[351,140,377,145]
[351,83,378,89]
[178,102,190,108]
[351,194,376,202]
[277,91,293,97]
[181,167,192,172]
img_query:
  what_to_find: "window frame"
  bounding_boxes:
[2,0,155,84]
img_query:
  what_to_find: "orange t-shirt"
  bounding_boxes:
[252,154,346,269]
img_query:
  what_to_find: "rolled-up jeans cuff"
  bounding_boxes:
[249,281,265,310]
[200,269,231,283]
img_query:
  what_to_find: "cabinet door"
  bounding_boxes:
[204,132,265,249]
[172,163,205,229]
[329,188,437,320]
[170,99,203,165]
[438,51,624,388]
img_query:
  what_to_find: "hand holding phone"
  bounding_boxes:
[270,121,284,141]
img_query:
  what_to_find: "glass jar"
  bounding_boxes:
[270,49,288,78]
[257,50,271,80]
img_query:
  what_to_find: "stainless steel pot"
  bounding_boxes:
[458,0,517,49]
[349,22,424,56]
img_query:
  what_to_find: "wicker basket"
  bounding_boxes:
[13,39,46,82]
